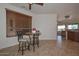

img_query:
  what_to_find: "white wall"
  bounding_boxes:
[0,3,33,49]
[33,14,57,40]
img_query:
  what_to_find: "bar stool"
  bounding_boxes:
[30,30,41,51]
[16,31,30,55]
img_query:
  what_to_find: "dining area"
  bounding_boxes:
[5,9,41,55]
[16,28,41,55]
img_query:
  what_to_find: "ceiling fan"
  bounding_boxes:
[28,3,44,10]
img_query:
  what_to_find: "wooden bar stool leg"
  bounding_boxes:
[29,35,31,44]
[33,37,35,52]
[37,38,39,48]
[22,42,24,55]
[28,42,30,51]
[25,42,26,50]
[18,42,21,52]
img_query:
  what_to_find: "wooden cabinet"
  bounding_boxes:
[67,30,79,42]
[6,9,32,37]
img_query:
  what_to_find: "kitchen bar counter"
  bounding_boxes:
[67,30,79,42]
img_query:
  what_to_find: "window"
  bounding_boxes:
[68,24,78,29]
[58,25,65,31]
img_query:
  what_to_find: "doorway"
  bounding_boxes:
[57,25,66,40]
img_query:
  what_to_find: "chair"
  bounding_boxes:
[22,28,32,44]
[30,30,41,51]
[16,30,30,55]
[34,30,40,47]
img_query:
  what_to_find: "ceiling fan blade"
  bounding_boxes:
[28,3,43,10]
[34,3,43,6]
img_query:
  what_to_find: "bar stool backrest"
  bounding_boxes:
[16,31,23,41]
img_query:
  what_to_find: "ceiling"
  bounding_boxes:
[11,3,79,14]
[58,18,79,25]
